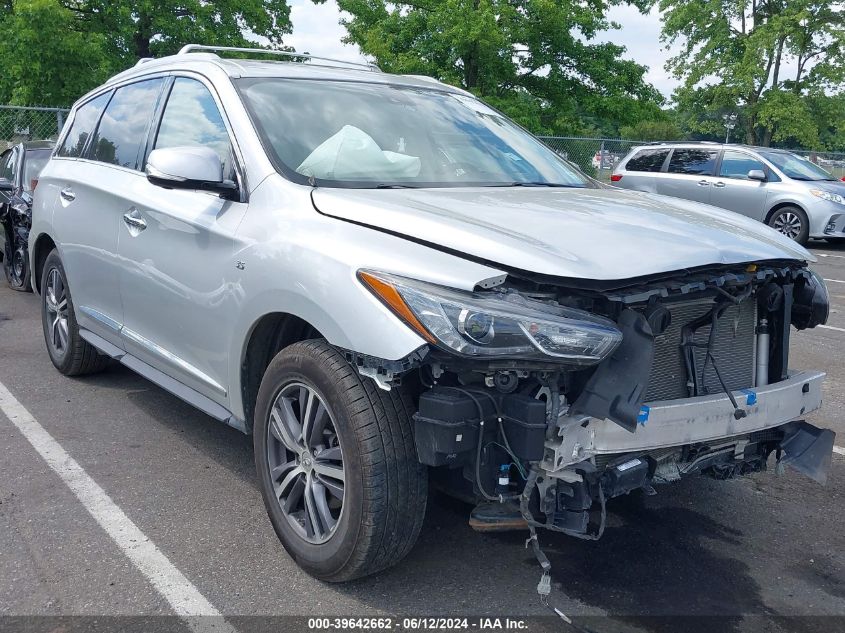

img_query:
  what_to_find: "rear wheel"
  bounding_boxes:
[5,241,31,292]
[254,340,427,581]
[768,206,809,245]
[40,250,109,375]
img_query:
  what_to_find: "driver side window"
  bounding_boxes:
[154,78,235,180]
[719,151,766,180]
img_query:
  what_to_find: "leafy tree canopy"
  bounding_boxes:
[0,0,293,105]
[658,0,845,148]
[620,118,683,141]
[333,0,665,136]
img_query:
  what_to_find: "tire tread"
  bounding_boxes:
[255,339,427,582]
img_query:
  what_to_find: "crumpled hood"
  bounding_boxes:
[312,186,813,281]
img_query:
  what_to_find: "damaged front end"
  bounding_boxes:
[355,262,835,538]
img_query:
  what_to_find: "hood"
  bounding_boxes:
[815,180,845,193]
[311,186,813,281]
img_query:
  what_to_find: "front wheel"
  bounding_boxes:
[768,206,809,245]
[254,340,427,581]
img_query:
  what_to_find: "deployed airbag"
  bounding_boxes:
[297,125,421,180]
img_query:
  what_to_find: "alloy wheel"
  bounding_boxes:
[44,267,69,356]
[266,382,346,544]
[773,211,803,240]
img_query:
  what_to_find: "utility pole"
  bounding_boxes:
[723,113,738,144]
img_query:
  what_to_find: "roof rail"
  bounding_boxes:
[135,58,154,66]
[644,140,722,145]
[177,44,381,72]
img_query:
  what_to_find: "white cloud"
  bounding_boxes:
[284,0,368,64]
[595,5,680,98]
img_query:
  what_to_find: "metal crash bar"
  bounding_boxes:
[176,44,381,73]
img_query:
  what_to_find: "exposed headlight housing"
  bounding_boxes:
[792,269,830,330]
[358,270,622,365]
[811,189,845,205]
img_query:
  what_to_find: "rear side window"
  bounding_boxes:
[625,149,669,172]
[57,93,110,158]
[153,78,234,178]
[719,151,767,180]
[667,149,718,175]
[91,78,164,169]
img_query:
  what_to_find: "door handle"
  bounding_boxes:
[60,187,75,201]
[123,209,147,232]
[713,181,726,188]
[697,180,710,187]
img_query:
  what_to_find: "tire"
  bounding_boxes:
[40,249,110,376]
[768,206,809,245]
[254,340,427,582]
[5,240,31,292]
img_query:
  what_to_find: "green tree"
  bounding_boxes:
[57,0,293,63]
[658,0,845,148]
[0,0,294,106]
[333,0,664,136]
[620,118,683,141]
[0,0,112,105]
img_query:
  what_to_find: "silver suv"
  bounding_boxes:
[31,46,835,582]
[613,142,845,245]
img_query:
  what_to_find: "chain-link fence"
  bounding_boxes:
[538,136,643,182]
[0,105,68,151]
[538,135,845,182]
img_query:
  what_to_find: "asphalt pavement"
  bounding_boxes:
[0,242,843,633]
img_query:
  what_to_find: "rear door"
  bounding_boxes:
[709,150,770,221]
[117,75,248,405]
[658,148,720,205]
[49,80,164,348]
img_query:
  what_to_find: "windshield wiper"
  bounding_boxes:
[374,183,420,189]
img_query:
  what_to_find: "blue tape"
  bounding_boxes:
[740,389,757,406]
[637,405,650,425]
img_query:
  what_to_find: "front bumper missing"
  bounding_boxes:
[545,370,826,471]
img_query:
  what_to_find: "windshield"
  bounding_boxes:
[23,149,51,191]
[236,78,589,189]
[759,151,836,181]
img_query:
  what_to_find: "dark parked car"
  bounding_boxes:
[0,141,53,290]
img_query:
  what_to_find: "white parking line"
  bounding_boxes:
[816,253,845,259]
[818,324,845,333]
[823,278,845,284]
[835,446,845,456]
[0,380,235,633]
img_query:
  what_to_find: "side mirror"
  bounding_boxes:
[747,169,767,182]
[145,146,237,196]
[0,177,13,192]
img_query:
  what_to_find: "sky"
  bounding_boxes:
[282,1,681,97]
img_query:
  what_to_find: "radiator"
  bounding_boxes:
[644,298,757,402]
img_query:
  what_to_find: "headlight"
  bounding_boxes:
[358,270,623,365]
[811,189,845,205]
[792,269,829,330]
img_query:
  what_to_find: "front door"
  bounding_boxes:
[709,150,770,221]
[117,76,248,405]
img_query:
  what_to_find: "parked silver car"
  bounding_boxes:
[612,142,845,245]
[30,46,834,582]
